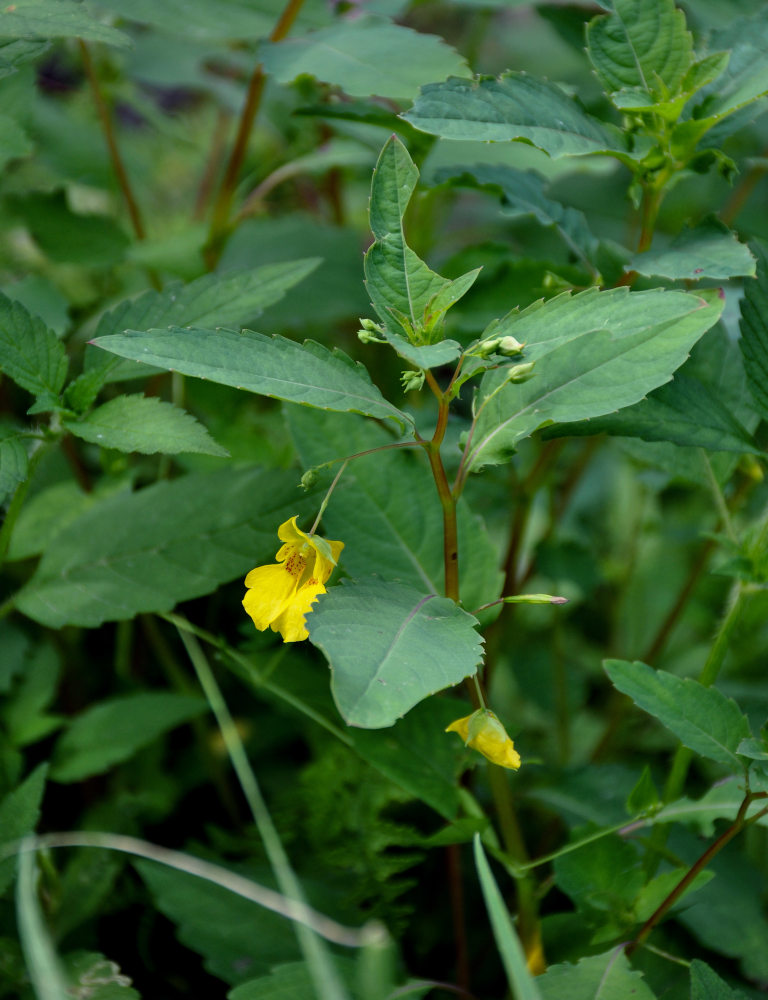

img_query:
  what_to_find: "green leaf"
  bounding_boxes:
[554,833,642,914]
[634,868,713,922]
[0,38,50,80]
[14,466,319,628]
[364,136,463,344]
[626,765,659,815]
[287,407,502,614]
[137,860,300,984]
[0,114,32,170]
[604,659,752,769]
[379,331,463,369]
[690,959,749,1000]
[3,642,62,747]
[473,836,543,1000]
[50,692,206,783]
[538,950,658,1000]
[74,260,319,410]
[436,165,599,274]
[6,481,92,562]
[350,696,468,819]
[95,0,330,39]
[65,395,229,457]
[466,288,723,470]
[0,292,68,401]
[259,15,469,101]
[229,960,355,1000]
[586,0,692,99]
[403,73,623,158]
[542,373,762,455]
[695,15,768,122]
[630,219,756,281]
[90,328,410,428]
[309,577,483,729]
[0,764,47,897]
[739,239,768,422]
[11,190,129,267]
[0,431,28,505]
[0,0,131,48]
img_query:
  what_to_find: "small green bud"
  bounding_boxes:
[300,468,320,490]
[507,361,536,383]
[497,335,525,356]
[401,370,425,392]
[357,318,386,344]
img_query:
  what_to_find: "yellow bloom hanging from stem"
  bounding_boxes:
[446,709,521,770]
[242,516,344,643]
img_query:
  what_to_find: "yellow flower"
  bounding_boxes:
[243,516,344,643]
[446,709,521,770]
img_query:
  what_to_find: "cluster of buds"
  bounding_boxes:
[472,334,526,359]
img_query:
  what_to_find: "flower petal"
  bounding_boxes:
[270,580,326,642]
[243,562,297,630]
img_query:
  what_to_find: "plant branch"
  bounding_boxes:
[626,795,768,957]
[205,0,305,267]
[78,41,145,244]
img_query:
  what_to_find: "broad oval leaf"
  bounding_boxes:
[630,218,755,281]
[90,328,410,428]
[309,577,484,729]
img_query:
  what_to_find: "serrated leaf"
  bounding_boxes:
[604,659,751,769]
[739,239,768,421]
[0,0,131,48]
[466,288,723,470]
[634,868,713,923]
[630,218,755,280]
[50,692,206,782]
[259,15,469,101]
[75,260,319,410]
[542,373,762,455]
[473,837,543,1000]
[364,136,454,343]
[0,38,49,79]
[403,73,623,158]
[538,949,658,1000]
[137,860,300,984]
[0,292,67,401]
[64,395,229,457]
[287,407,502,614]
[309,577,483,729]
[14,466,319,628]
[0,764,47,897]
[229,960,355,1000]
[436,165,599,273]
[653,777,768,837]
[0,431,28,504]
[554,834,642,914]
[695,15,768,122]
[90,328,410,427]
[350,697,467,819]
[690,959,748,1000]
[586,0,692,99]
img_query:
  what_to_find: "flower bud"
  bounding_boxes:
[401,370,425,392]
[446,709,521,770]
[507,361,536,383]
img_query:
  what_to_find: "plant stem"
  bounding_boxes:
[423,368,544,971]
[627,795,768,957]
[204,0,305,267]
